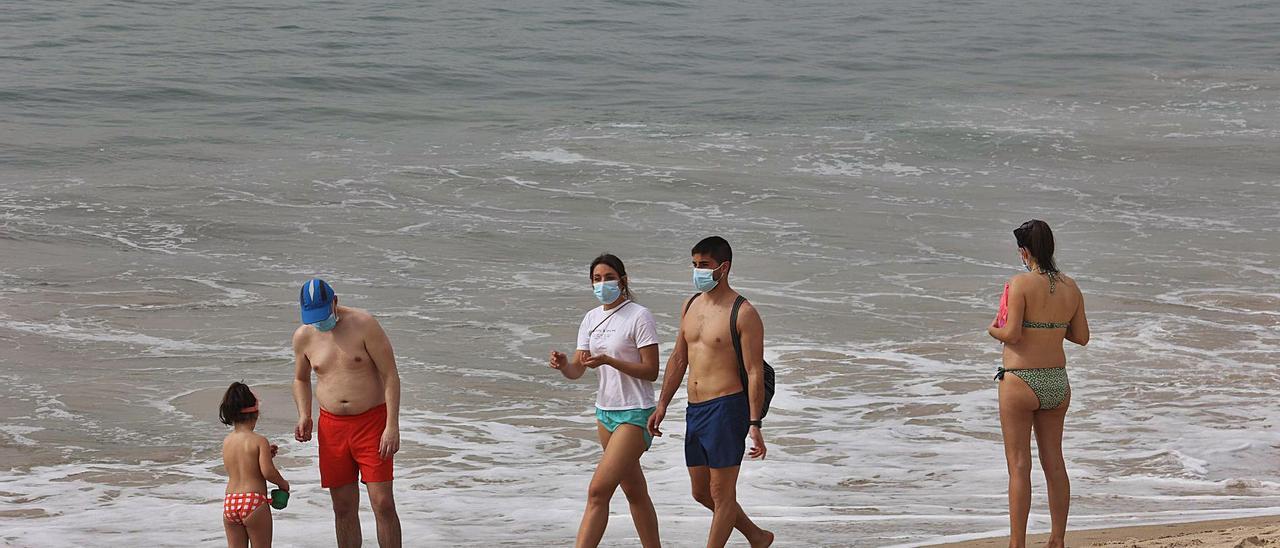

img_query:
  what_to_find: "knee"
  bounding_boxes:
[619,478,650,503]
[709,485,736,507]
[690,487,714,508]
[332,497,359,519]
[1006,454,1033,478]
[706,489,737,507]
[369,493,397,517]
[1040,458,1068,479]
[586,480,616,507]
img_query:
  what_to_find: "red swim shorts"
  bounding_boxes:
[318,403,393,488]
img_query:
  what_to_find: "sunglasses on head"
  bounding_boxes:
[1013,220,1038,246]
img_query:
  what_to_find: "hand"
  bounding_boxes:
[647,405,666,437]
[549,350,568,370]
[747,426,767,460]
[295,417,313,442]
[987,324,1004,343]
[270,444,279,458]
[379,426,400,460]
[581,353,612,369]
[276,479,290,493]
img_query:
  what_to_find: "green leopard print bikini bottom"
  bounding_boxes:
[995,367,1069,410]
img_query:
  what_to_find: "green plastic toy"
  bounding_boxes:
[270,488,289,510]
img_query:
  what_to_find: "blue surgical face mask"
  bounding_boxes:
[593,280,622,304]
[692,266,720,293]
[312,311,339,332]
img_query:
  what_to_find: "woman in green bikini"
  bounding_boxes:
[987,220,1090,548]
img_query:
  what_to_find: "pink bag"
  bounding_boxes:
[996,283,1010,328]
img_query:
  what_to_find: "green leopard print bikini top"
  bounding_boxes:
[1022,270,1069,329]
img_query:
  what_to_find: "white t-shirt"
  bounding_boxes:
[576,301,659,410]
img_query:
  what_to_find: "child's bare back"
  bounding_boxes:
[223,430,273,494]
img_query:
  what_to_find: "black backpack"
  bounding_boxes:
[683,293,776,418]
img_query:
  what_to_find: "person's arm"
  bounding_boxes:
[1065,284,1090,346]
[987,276,1026,345]
[550,350,589,380]
[553,311,596,379]
[364,317,401,460]
[648,297,694,437]
[257,437,289,492]
[291,329,314,442]
[736,301,767,460]
[586,345,659,381]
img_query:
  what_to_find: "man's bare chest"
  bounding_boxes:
[308,340,372,375]
[686,310,732,351]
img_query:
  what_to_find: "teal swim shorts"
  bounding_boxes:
[595,407,656,449]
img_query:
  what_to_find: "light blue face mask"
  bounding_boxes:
[692,266,721,293]
[593,280,622,304]
[312,311,339,332]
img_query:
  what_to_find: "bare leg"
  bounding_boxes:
[243,502,273,548]
[331,482,362,548]
[224,516,249,548]
[706,465,741,548]
[366,481,401,548]
[577,423,654,548]
[688,466,773,548]
[615,431,662,548]
[999,373,1038,548]
[1034,390,1071,548]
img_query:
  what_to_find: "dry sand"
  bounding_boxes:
[928,516,1280,547]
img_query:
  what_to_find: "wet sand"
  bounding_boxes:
[928,515,1280,547]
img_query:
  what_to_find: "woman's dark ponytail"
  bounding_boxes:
[1014,220,1058,273]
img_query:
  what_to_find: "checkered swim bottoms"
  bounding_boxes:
[223,492,269,525]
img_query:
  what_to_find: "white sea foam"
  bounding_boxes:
[508,148,629,167]
[793,153,929,178]
[0,315,285,358]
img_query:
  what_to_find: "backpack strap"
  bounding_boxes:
[729,295,749,392]
[681,293,700,317]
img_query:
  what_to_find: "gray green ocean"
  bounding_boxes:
[2,1,1279,545]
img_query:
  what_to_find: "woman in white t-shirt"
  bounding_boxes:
[549,253,661,548]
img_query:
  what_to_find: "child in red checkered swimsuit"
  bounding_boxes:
[220,382,289,547]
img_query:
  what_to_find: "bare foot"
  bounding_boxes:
[1042,539,1064,548]
[751,530,775,548]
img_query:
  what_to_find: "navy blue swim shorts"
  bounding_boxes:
[684,391,750,469]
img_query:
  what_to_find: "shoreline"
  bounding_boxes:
[925,515,1280,547]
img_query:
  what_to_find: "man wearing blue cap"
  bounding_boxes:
[291,278,403,548]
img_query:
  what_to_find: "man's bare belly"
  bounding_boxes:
[315,372,384,416]
[687,363,743,404]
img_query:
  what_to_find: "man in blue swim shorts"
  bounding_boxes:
[647,237,775,548]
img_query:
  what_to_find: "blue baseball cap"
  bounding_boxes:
[299,278,336,324]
